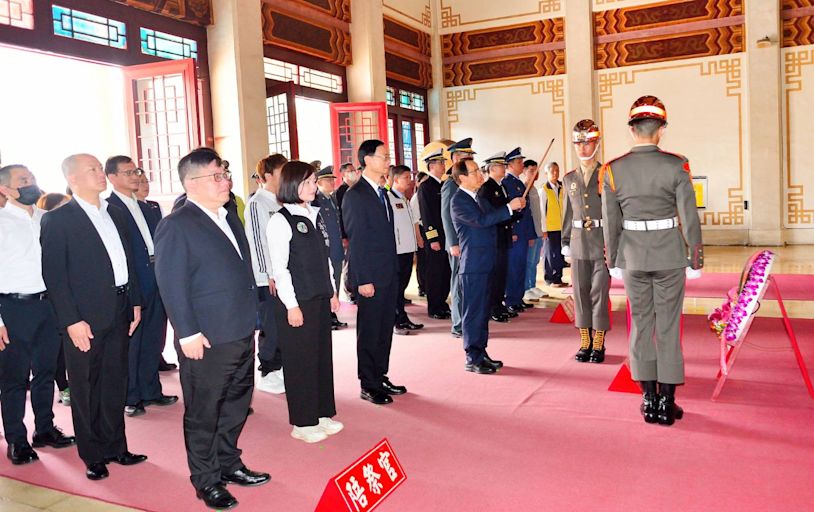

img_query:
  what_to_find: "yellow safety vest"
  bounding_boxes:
[544,184,563,231]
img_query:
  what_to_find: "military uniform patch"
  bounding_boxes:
[296,222,308,234]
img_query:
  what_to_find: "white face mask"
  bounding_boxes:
[577,144,600,162]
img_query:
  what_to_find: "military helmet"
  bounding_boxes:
[628,95,667,124]
[572,119,601,143]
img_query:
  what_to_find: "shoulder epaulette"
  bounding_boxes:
[598,162,616,194]
[658,149,692,177]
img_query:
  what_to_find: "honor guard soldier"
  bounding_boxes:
[502,147,535,314]
[416,148,452,319]
[601,96,703,426]
[477,152,513,322]
[562,120,611,363]
[442,138,476,338]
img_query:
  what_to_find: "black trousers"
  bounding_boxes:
[272,297,336,426]
[395,252,414,325]
[63,294,130,464]
[177,335,254,491]
[544,230,565,284]
[0,296,59,444]
[489,247,509,314]
[126,286,165,405]
[356,276,398,390]
[342,250,356,300]
[416,245,427,294]
[55,342,69,392]
[257,286,283,373]
[424,245,451,316]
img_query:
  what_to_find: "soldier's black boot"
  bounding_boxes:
[657,383,684,426]
[639,381,658,424]
[589,329,606,363]
[574,328,592,362]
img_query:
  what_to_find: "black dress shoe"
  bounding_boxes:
[32,426,76,448]
[657,383,684,426]
[106,451,148,465]
[490,313,510,323]
[483,354,504,369]
[465,361,497,374]
[589,347,606,363]
[429,312,451,320]
[574,347,592,362]
[222,466,271,487]
[331,314,348,330]
[520,301,534,309]
[394,327,412,336]
[125,403,146,417]
[144,395,179,407]
[158,359,177,372]
[397,320,424,330]
[640,381,658,424]
[360,387,393,405]
[86,462,109,480]
[382,377,407,395]
[451,330,462,338]
[197,483,238,510]
[248,407,254,416]
[7,443,38,465]
[506,305,524,315]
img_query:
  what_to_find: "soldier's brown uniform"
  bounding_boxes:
[562,163,610,333]
[601,145,703,384]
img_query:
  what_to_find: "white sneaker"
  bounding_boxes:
[531,287,548,298]
[523,290,539,302]
[318,417,344,435]
[291,425,328,443]
[257,369,285,394]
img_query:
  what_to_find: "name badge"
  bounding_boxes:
[296,222,308,234]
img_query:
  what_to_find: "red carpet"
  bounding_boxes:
[565,273,814,300]
[2,306,814,512]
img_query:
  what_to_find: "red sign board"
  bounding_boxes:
[315,439,406,512]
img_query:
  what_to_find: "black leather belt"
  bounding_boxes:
[0,292,49,301]
[114,285,128,295]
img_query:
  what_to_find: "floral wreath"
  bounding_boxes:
[708,250,776,354]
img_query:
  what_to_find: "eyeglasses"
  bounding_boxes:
[189,170,233,183]
[118,168,145,177]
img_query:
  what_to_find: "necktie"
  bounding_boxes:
[378,187,390,222]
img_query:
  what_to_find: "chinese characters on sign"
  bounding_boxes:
[316,439,406,512]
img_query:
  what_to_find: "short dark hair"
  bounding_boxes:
[451,160,471,184]
[178,147,221,183]
[416,172,429,184]
[358,139,384,169]
[390,164,411,180]
[256,154,288,180]
[37,192,69,211]
[340,162,355,173]
[277,161,315,204]
[0,164,26,187]
[523,159,538,168]
[629,118,665,136]
[104,155,133,175]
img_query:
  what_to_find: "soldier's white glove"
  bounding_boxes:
[686,267,702,280]
[609,267,623,280]
[561,245,570,257]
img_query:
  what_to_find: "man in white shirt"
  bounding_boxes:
[106,156,177,417]
[0,164,76,466]
[388,165,424,335]
[245,153,287,394]
[40,154,145,481]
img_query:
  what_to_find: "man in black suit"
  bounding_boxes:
[342,140,406,405]
[416,148,451,319]
[335,162,359,303]
[477,152,515,323]
[40,154,146,481]
[105,156,178,417]
[154,148,269,510]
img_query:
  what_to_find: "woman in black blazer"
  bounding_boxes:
[266,161,342,444]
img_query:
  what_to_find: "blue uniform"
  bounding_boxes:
[502,172,534,307]
[451,188,511,365]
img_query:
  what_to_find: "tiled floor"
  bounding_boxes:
[1,245,810,511]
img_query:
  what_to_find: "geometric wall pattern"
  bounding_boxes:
[384,15,432,88]
[261,1,352,66]
[442,19,565,86]
[594,0,744,69]
[113,0,213,26]
[783,0,814,48]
